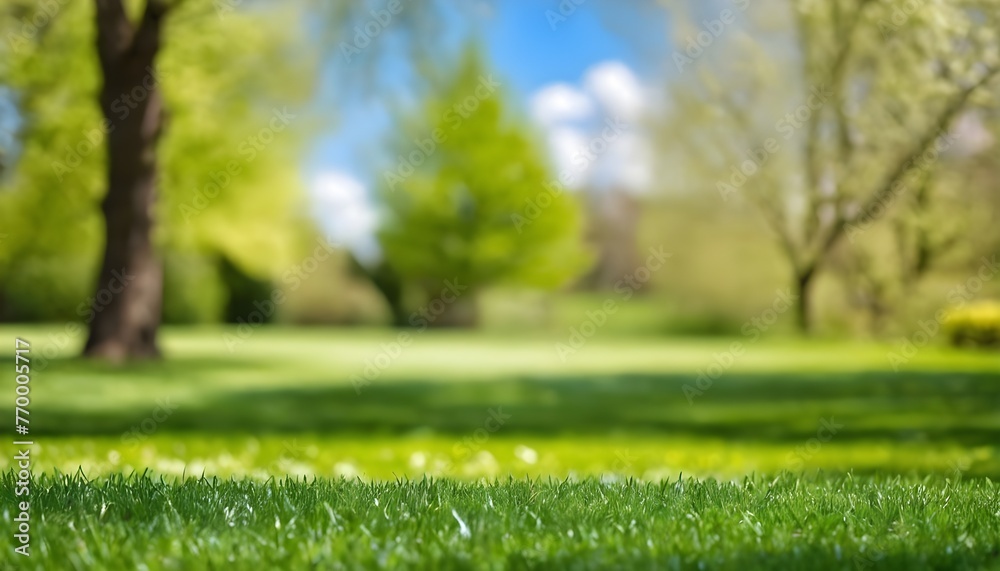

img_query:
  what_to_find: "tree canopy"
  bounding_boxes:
[376,50,591,322]
[0,0,316,321]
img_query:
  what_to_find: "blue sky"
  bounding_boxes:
[306,1,669,182]
[306,1,671,263]
[485,3,650,96]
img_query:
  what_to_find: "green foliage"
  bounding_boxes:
[218,255,275,324]
[0,1,316,320]
[0,1,108,320]
[0,258,93,322]
[378,49,591,302]
[945,300,1000,348]
[161,252,225,324]
[155,2,317,275]
[664,0,1000,333]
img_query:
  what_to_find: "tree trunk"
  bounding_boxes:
[84,1,169,360]
[351,258,411,327]
[386,295,410,328]
[432,294,478,328]
[794,267,816,335]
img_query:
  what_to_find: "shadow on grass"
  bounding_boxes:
[24,369,1000,445]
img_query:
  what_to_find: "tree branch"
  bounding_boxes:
[131,0,173,61]
[746,189,803,273]
[94,0,132,68]
[818,65,1000,256]
[791,3,821,215]
[829,0,874,168]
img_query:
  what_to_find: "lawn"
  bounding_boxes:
[2,473,999,570]
[1,325,999,568]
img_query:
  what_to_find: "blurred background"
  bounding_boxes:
[2,0,1000,338]
[0,0,999,480]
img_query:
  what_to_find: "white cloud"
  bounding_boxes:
[602,132,652,191]
[584,61,645,122]
[548,126,592,185]
[530,60,652,193]
[310,171,381,266]
[530,83,594,127]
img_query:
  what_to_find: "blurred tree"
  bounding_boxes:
[2,0,468,353]
[348,256,409,327]
[218,255,275,324]
[664,0,1000,333]
[0,0,312,351]
[580,188,642,291]
[376,50,592,327]
[83,0,173,358]
[832,119,998,335]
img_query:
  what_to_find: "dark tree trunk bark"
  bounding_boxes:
[386,294,410,328]
[432,294,477,328]
[84,0,170,360]
[794,266,816,335]
[350,257,411,327]
[371,265,409,327]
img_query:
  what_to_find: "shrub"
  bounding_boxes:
[943,300,1000,348]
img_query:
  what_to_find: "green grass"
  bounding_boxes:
[2,472,999,570]
[3,325,999,478]
[13,432,998,481]
[1,325,998,568]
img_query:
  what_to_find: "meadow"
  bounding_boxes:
[1,325,999,568]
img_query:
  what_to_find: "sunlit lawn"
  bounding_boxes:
[2,325,998,479]
[2,325,999,569]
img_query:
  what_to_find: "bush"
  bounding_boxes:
[943,300,1000,348]
[0,257,95,322]
[162,252,225,324]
